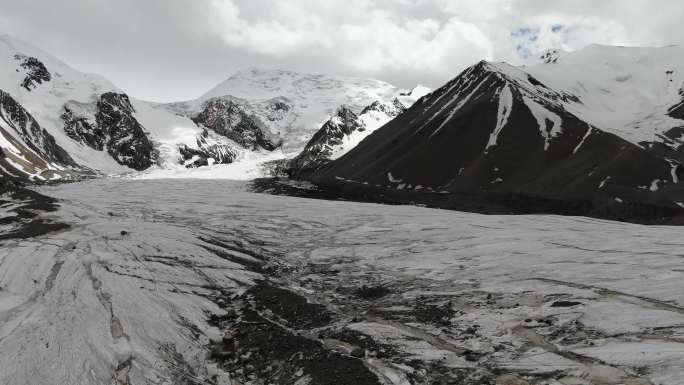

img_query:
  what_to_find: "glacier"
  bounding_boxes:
[0,179,682,384]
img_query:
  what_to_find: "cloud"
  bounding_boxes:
[0,0,683,101]
[207,0,496,84]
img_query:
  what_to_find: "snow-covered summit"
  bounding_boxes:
[525,44,684,146]
[166,68,421,153]
[200,68,400,104]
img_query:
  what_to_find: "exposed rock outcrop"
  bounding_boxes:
[192,98,282,151]
[14,54,51,91]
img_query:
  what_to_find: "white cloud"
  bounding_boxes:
[208,0,496,81]
[1,0,683,100]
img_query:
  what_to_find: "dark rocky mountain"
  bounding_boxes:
[294,60,684,220]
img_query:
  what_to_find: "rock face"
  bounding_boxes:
[360,98,406,117]
[61,103,105,151]
[97,93,155,170]
[178,129,239,168]
[191,98,282,151]
[289,99,406,177]
[14,54,51,91]
[302,59,684,212]
[61,93,156,171]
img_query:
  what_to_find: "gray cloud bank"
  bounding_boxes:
[1,0,682,101]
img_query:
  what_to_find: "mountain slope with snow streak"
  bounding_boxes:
[301,54,684,213]
[527,45,684,150]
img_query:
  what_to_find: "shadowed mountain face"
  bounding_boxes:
[299,59,684,213]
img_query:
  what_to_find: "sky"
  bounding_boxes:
[1,0,683,102]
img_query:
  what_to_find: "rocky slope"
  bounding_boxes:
[297,46,684,216]
[289,98,407,177]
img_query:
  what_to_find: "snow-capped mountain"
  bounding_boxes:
[527,45,684,152]
[0,36,422,181]
[159,69,424,153]
[300,45,684,211]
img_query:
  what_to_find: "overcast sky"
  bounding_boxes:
[1,0,683,102]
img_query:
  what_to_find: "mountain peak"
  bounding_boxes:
[199,67,397,102]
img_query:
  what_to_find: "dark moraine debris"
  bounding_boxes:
[247,283,332,328]
[210,308,381,385]
[550,300,583,308]
[355,284,391,300]
[414,298,456,326]
[0,180,69,240]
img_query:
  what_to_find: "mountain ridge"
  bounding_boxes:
[291,49,684,221]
